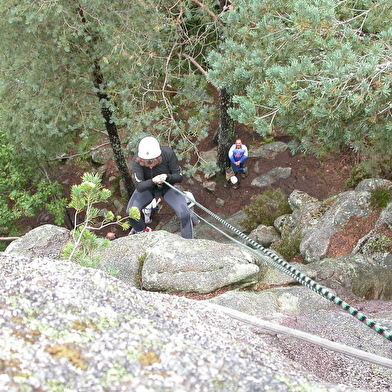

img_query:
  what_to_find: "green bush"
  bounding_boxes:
[63,172,129,268]
[347,154,392,188]
[369,188,392,209]
[271,232,303,261]
[241,188,292,232]
[365,235,392,253]
[346,162,379,188]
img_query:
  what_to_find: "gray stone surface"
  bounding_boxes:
[98,231,259,293]
[355,178,392,192]
[248,224,280,247]
[4,224,70,259]
[248,141,288,159]
[300,190,371,263]
[3,217,392,391]
[310,254,392,300]
[251,167,292,187]
[140,233,259,293]
[207,286,334,317]
[2,254,359,392]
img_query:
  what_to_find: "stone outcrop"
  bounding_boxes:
[98,231,260,293]
[4,224,71,259]
[6,225,260,293]
[251,166,292,187]
[299,189,372,263]
[248,141,288,159]
[273,178,392,266]
[4,178,392,391]
[3,254,348,392]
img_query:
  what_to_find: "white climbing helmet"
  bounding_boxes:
[230,176,238,185]
[138,137,162,159]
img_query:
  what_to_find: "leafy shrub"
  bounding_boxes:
[241,188,292,232]
[369,188,392,209]
[365,235,392,253]
[271,232,303,261]
[347,154,392,188]
[346,162,378,188]
[63,227,110,269]
[0,132,68,232]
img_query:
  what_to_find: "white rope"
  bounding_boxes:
[205,302,392,370]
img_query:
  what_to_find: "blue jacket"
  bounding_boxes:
[228,144,248,164]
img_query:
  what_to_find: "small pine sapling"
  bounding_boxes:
[63,172,130,267]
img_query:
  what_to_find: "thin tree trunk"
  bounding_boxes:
[92,62,134,199]
[77,5,134,199]
[216,1,235,172]
[217,88,235,172]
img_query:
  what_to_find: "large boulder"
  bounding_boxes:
[309,254,392,300]
[4,224,70,259]
[352,201,392,265]
[274,192,326,245]
[300,190,372,263]
[207,286,335,318]
[98,231,260,293]
[2,254,356,392]
[248,141,288,159]
[284,179,392,264]
[251,167,292,188]
[355,178,392,192]
[248,224,280,247]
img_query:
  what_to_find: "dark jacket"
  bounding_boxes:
[131,146,183,193]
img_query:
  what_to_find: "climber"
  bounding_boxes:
[126,136,193,239]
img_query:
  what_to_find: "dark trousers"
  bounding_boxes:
[126,187,193,239]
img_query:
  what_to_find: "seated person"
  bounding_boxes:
[228,139,249,179]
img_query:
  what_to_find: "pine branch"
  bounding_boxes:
[179,53,208,76]
[191,0,219,21]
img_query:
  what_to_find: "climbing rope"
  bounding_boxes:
[163,180,392,342]
[206,302,392,369]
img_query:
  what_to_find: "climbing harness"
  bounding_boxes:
[163,180,392,343]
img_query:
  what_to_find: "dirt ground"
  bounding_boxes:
[185,133,355,219]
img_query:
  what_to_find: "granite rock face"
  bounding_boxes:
[0,254,363,392]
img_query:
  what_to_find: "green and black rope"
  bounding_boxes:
[164,181,392,342]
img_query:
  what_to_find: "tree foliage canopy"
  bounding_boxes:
[207,0,392,156]
[2,0,392,234]
[1,0,219,159]
[0,0,221,232]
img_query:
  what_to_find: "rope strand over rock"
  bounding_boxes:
[164,180,392,342]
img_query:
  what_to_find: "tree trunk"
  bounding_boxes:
[216,1,235,172]
[77,6,134,199]
[92,62,134,199]
[217,88,235,172]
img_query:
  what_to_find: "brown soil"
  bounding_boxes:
[327,214,379,259]
[186,133,355,219]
